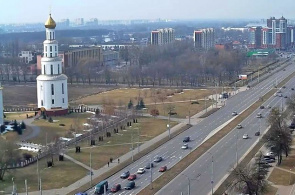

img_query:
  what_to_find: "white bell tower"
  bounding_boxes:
[36,14,68,114]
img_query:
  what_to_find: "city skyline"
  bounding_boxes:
[0,0,295,24]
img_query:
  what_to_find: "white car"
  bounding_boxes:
[237,124,243,129]
[137,168,145,174]
[242,134,249,139]
[266,151,274,156]
[256,113,262,118]
[181,143,188,149]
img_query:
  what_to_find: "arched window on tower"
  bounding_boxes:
[58,64,60,74]
[50,32,52,40]
[51,84,54,95]
[62,83,64,94]
[53,32,55,39]
[43,65,46,74]
[51,65,53,75]
[45,46,47,52]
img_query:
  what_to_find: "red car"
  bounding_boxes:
[159,166,167,172]
[127,174,137,181]
[110,184,121,193]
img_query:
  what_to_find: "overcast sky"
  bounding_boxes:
[1,0,294,24]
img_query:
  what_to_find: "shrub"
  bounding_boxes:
[20,121,26,129]
[150,109,159,117]
[48,117,53,123]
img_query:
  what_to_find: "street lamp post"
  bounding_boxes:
[236,128,239,166]
[150,156,153,190]
[90,146,93,187]
[167,124,170,139]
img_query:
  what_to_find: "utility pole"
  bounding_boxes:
[236,128,239,166]
[188,110,191,125]
[137,127,140,153]
[90,146,92,187]
[37,155,40,192]
[208,152,214,195]
[25,179,28,195]
[131,129,134,162]
[40,178,42,195]
[168,113,171,139]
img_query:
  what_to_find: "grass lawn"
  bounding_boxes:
[0,155,87,193]
[67,117,178,170]
[30,112,92,145]
[268,168,295,185]
[72,88,222,106]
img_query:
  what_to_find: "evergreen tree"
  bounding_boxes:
[139,99,145,109]
[20,121,26,129]
[128,100,133,109]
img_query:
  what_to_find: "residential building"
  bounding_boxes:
[267,16,288,49]
[193,28,215,50]
[36,14,68,116]
[151,28,175,45]
[75,18,84,26]
[19,51,33,64]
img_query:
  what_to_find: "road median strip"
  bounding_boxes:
[138,70,295,195]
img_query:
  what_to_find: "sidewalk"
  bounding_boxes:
[18,89,244,195]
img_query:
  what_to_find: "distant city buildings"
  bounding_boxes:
[151,28,175,45]
[193,28,215,50]
[19,51,33,64]
[74,18,84,26]
[248,16,295,50]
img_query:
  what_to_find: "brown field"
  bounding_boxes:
[67,117,178,170]
[2,84,109,107]
[73,88,222,106]
[268,168,295,185]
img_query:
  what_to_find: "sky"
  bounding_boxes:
[0,0,294,24]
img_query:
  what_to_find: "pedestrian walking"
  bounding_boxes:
[107,162,109,167]
[118,158,120,164]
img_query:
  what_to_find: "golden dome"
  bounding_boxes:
[45,14,56,29]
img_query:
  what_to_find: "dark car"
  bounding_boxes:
[282,86,286,89]
[110,184,121,193]
[159,166,167,172]
[284,95,288,98]
[145,162,154,169]
[255,131,260,136]
[264,158,275,163]
[127,174,137,181]
[154,156,163,163]
[120,171,130,179]
[260,105,265,109]
[183,136,190,142]
[292,88,294,90]
[124,181,135,190]
[264,155,275,160]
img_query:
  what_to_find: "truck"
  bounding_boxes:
[95,180,108,194]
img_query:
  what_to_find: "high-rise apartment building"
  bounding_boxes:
[193,28,215,50]
[75,18,84,26]
[248,16,295,50]
[151,28,175,45]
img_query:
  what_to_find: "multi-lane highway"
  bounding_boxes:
[86,59,295,195]
[157,70,295,195]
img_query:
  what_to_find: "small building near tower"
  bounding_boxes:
[36,14,68,116]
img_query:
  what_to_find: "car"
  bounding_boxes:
[266,151,274,156]
[242,134,249,139]
[256,113,262,118]
[120,171,130,179]
[264,155,275,160]
[278,90,282,93]
[181,143,188,149]
[159,166,167,172]
[127,174,137,181]
[292,88,294,90]
[255,131,260,136]
[282,86,286,89]
[110,184,121,193]
[137,168,145,174]
[267,105,271,109]
[183,136,190,142]
[75,193,88,195]
[284,95,288,98]
[232,111,238,116]
[279,94,283,97]
[283,69,286,71]
[237,124,243,129]
[145,162,154,169]
[124,181,135,190]
[264,158,275,163]
[154,156,163,163]
[260,105,265,109]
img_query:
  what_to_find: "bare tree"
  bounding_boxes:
[0,140,20,181]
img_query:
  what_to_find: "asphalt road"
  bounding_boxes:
[86,60,295,195]
[157,71,295,195]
